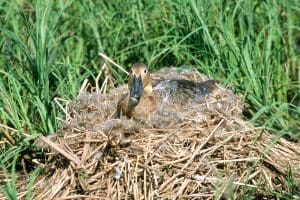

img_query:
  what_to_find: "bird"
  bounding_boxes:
[113,63,218,120]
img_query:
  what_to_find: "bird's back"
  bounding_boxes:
[153,79,218,106]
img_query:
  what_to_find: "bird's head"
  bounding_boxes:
[128,63,152,105]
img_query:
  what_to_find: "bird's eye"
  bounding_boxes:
[144,69,147,74]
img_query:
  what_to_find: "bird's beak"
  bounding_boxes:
[130,75,143,101]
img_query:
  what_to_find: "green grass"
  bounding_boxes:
[0,154,40,200]
[0,0,299,198]
[0,156,18,200]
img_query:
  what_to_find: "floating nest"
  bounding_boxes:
[5,64,300,199]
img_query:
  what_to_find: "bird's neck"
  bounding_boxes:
[143,84,153,97]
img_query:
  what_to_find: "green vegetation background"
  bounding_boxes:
[0,0,299,196]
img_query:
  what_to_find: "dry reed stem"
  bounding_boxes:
[39,136,82,166]
[98,53,129,75]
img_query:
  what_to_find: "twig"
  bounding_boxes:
[39,136,82,167]
[98,53,129,75]
[54,97,71,120]
[78,79,89,95]
[190,175,257,188]
[208,157,259,164]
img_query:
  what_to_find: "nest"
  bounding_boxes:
[13,66,300,199]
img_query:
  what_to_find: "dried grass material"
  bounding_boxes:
[33,67,300,199]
